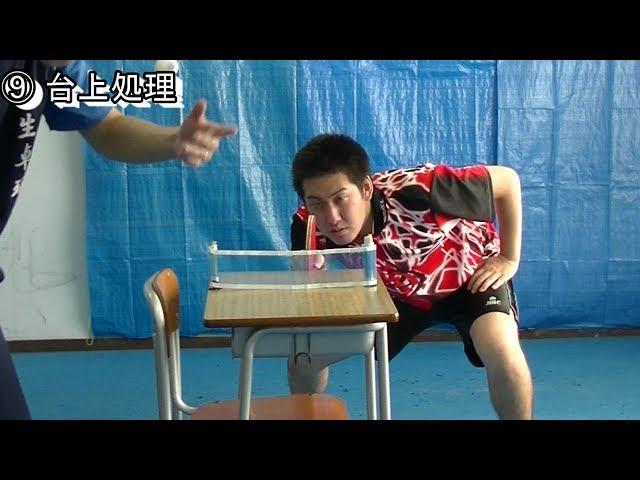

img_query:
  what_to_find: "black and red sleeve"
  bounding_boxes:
[429,165,495,222]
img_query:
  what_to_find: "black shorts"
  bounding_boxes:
[387,280,519,367]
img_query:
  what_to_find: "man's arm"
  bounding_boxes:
[467,165,522,293]
[487,165,522,264]
[81,99,236,167]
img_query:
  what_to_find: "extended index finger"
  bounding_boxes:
[208,123,237,137]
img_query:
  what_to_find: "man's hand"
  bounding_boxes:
[291,252,326,271]
[175,99,237,167]
[467,254,519,294]
[309,252,325,270]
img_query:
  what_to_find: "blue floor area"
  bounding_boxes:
[12,336,640,420]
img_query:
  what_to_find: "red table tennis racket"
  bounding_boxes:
[305,215,323,270]
[305,214,317,250]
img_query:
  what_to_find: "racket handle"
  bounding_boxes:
[306,214,317,270]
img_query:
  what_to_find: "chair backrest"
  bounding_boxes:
[151,268,181,335]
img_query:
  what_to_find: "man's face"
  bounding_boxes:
[303,171,373,246]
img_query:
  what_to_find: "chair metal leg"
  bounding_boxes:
[152,333,172,420]
[171,334,183,420]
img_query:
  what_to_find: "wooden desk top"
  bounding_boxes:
[203,273,399,328]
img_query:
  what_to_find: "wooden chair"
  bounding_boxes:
[143,268,349,420]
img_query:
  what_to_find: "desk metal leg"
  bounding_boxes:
[375,324,391,420]
[365,349,378,420]
[237,354,254,420]
[234,325,390,420]
[238,329,268,420]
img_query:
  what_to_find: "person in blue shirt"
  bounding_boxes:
[0,60,237,419]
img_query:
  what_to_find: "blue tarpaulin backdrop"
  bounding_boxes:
[84,60,640,338]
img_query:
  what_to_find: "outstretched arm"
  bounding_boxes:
[80,99,236,167]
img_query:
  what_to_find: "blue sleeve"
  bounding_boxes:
[43,60,112,131]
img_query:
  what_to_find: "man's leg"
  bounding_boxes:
[287,299,429,394]
[0,326,31,420]
[469,311,533,420]
[287,353,350,394]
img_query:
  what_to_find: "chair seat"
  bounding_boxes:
[191,393,349,420]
